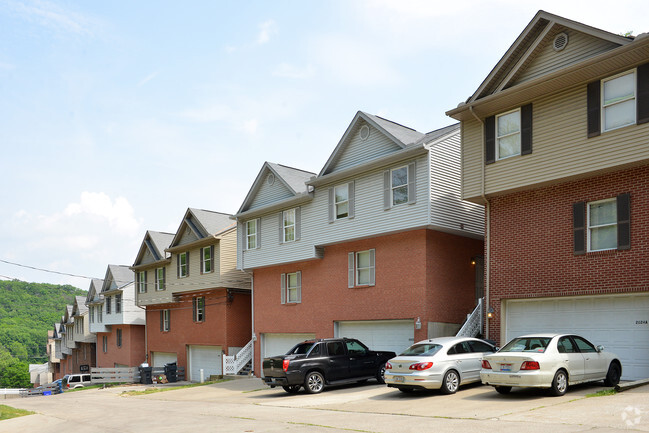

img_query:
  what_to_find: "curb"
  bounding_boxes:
[615,378,649,392]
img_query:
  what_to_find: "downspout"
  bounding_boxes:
[469,106,491,340]
[238,217,255,376]
[136,302,148,364]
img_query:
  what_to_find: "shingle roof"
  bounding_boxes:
[362,112,425,146]
[74,296,88,315]
[415,123,460,146]
[107,264,134,289]
[189,208,235,236]
[147,231,174,256]
[267,163,315,195]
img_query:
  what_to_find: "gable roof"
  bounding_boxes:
[132,230,175,267]
[168,208,235,249]
[101,264,133,293]
[72,295,88,316]
[236,162,315,215]
[318,111,425,176]
[85,278,104,305]
[468,10,633,103]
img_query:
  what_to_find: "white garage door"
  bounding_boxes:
[188,345,222,382]
[152,352,177,367]
[505,294,649,380]
[262,333,316,360]
[336,320,414,354]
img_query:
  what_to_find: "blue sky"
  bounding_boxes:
[1,0,648,289]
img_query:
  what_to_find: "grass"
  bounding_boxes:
[121,378,232,396]
[0,404,35,421]
[586,388,617,398]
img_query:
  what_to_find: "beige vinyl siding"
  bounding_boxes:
[179,227,200,244]
[136,263,174,306]
[462,84,649,202]
[248,174,295,210]
[328,120,403,173]
[139,248,158,266]
[219,229,251,289]
[514,28,620,86]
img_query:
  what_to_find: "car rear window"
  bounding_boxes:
[500,337,551,353]
[287,342,315,355]
[400,343,442,356]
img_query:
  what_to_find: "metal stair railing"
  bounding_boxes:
[456,297,483,337]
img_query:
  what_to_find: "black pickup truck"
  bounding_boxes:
[262,338,396,394]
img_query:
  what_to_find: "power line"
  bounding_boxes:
[0,259,93,281]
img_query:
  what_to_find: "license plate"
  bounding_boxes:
[393,376,405,383]
[500,364,512,372]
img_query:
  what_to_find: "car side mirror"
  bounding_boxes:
[596,345,604,352]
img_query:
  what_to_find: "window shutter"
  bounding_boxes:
[573,202,586,255]
[407,162,416,204]
[637,62,649,125]
[296,271,302,303]
[280,273,286,304]
[348,181,355,219]
[369,249,376,286]
[160,310,164,332]
[617,193,631,250]
[192,297,197,322]
[383,170,391,210]
[186,252,189,277]
[256,218,262,248]
[162,268,166,290]
[295,207,301,241]
[278,212,283,244]
[348,252,355,288]
[240,221,246,251]
[521,103,533,155]
[210,245,215,271]
[176,254,180,277]
[144,271,147,293]
[484,115,495,164]
[202,296,206,321]
[587,80,601,138]
[328,188,334,222]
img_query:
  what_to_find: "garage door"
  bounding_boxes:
[505,294,649,380]
[188,345,222,382]
[336,320,414,354]
[152,352,177,367]
[262,333,315,360]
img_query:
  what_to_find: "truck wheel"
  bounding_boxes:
[304,371,325,394]
[282,385,301,394]
[376,363,387,384]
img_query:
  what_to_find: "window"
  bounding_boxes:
[178,252,189,278]
[602,70,636,132]
[496,109,521,159]
[201,246,214,273]
[246,219,259,249]
[115,294,122,314]
[283,209,295,242]
[160,309,170,332]
[116,328,122,347]
[335,184,349,218]
[348,249,375,287]
[280,271,301,304]
[572,336,597,353]
[193,297,205,322]
[155,267,165,291]
[102,336,107,353]
[106,296,111,314]
[137,271,147,293]
[98,305,103,323]
[383,163,416,209]
[89,306,94,324]
[588,198,617,251]
[391,166,409,205]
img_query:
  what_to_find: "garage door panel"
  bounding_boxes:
[336,320,413,355]
[152,352,177,367]
[188,345,222,382]
[262,333,315,359]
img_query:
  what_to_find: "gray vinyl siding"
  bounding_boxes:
[514,28,620,86]
[178,227,200,245]
[248,175,295,210]
[140,248,157,266]
[429,133,484,237]
[103,282,145,326]
[462,83,649,202]
[328,120,403,173]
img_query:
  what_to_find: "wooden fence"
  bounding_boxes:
[90,366,185,384]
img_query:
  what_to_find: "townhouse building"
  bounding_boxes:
[70,295,96,374]
[447,11,649,380]
[132,210,251,381]
[235,111,485,375]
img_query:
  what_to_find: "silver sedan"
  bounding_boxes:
[480,333,622,396]
[384,336,497,394]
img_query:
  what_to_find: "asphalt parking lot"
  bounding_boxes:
[2,378,648,432]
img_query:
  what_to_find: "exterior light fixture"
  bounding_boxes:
[415,317,422,330]
[487,306,495,319]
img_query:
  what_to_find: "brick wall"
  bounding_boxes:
[96,325,145,368]
[487,164,649,342]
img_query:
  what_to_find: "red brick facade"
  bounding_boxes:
[487,164,649,343]
[59,342,96,376]
[253,229,483,374]
[96,325,146,368]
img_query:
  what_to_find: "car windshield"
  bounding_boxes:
[500,337,551,353]
[399,343,442,356]
[287,342,315,355]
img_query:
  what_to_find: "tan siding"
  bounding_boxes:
[135,263,173,306]
[178,227,199,246]
[462,84,649,201]
[140,249,157,266]
[219,229,251,289]
[330,120,402,172]
[461,119,484,201]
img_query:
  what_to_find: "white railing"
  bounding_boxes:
[223,340,253,375]
[456,297,483,337]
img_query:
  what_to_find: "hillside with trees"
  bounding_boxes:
[0,280,86,387]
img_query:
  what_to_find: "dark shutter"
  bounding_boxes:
[162,267,166,290]
[617,193,631,250]
[176,254,180,277]
[484,115,495,164]
[160,310,164,332]
[185,252,189,277]
[573,202,586,255]
[587,80,601,138]
[210,245,215,272]
[201,297,206,321]
[192,298,197,322]
[637,62,649,125]
[521,103,533,155]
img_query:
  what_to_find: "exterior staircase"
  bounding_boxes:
[456,297,483,338]
[223,339,253,376]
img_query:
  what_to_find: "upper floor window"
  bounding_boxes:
[391,166,409,205]
[106,296,111,314]
[160,309,170,332]
[281,271,302,304]
[335,184,349,218]
[89,306,94,324]
[193,297,205,322]
[602,71,636,132]
[283,209,295,242]
[201,246,214,273]
[246,219,259,249]
[573,193,630,255]
[383,163,416,209]
[587,198,617,252]
[98,305,103,323]
[115,294,122,314]
[178,252,189,278]
[155,267,165,291]
[496,109,521,159]
[137,271,147,294]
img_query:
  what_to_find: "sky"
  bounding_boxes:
[1,0,648,290]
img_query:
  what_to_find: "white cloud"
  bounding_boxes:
[64,192,140,235]
[257,19,277,44]
[272,63,315,79]
[7,0,97,36]
[137,71,159,87]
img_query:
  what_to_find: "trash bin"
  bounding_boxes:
[164,362,177,383]
[139,366,153,384]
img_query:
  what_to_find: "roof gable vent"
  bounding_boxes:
[553,32,569,52]
[359,124,370,140]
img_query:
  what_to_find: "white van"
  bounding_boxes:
[63,373,92,389]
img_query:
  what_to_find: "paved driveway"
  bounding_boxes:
[2,379,647,432]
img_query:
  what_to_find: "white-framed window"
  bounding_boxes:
[193,297,205,322]
[89,306,94,324]
[116,328,122,347]
[137,271,146,293]
[178,252,189,278]
[587,198,617,252]
[246,219,258,249]
[496,108,521,159]
[155,267,165,291]
[102,336,108,353]
[98,305,103,323]
[348,249,376,287]
[281,271,301,304]
[602,69,636,132]
[283,209,296,242]
[161,309,170,332]
[334,184,349,219]
[391,166,409,206]
[115,294,122,314]
[201,246,213,273]
[106,296,111,314]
